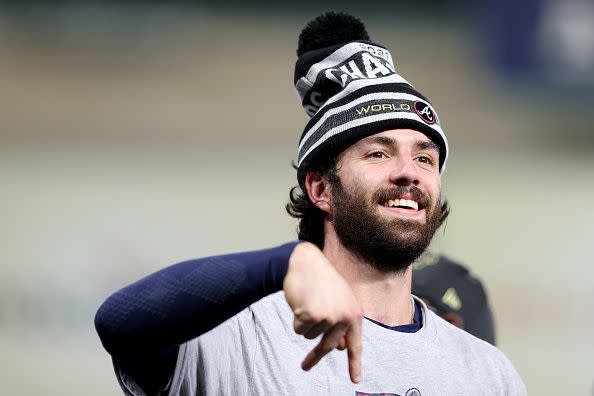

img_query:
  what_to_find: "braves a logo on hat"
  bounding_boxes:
[413,101,436,125]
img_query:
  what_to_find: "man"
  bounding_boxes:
[96,12,526,395]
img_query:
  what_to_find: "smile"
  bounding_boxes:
[382,198,419,211]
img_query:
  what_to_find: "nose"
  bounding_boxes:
[389,154,419,186]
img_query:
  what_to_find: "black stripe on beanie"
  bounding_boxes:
[298,98,434,158]
[299,82,431,142]
[297,82,445,169]
[299,117,447,172]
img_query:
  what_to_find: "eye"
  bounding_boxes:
[368,151,388,159]
[416,155,435,165]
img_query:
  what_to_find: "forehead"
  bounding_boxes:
[351,128,437,150]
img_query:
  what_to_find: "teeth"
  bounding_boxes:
[384,198,419,210]
[407,199,419,211]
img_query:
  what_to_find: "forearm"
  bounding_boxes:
[95,241,298,358]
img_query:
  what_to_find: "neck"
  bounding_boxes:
[323,226,414,326]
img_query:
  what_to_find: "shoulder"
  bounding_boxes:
[424,308,525,392]
[428,307,504,359]
[203,290,291,335]
[248,290,293,325]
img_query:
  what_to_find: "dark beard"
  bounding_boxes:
[330,177,444,274]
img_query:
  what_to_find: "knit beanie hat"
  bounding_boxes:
[294,12,448,172]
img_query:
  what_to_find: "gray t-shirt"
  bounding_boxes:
[117,292,526,395]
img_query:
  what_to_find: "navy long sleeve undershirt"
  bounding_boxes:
[95,241,299,395]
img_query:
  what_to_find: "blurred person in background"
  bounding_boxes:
[95,12,525,396]
[413,255,496,345]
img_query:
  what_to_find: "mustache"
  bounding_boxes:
[373,186,431,209]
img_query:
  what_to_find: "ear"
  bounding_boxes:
[304,172,332,214]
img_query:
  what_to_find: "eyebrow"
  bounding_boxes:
[416,139,440,154]
[364,135,440,154]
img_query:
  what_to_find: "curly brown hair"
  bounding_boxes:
[285,153,340,249]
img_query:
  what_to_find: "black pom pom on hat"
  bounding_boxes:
[297,12,370,56]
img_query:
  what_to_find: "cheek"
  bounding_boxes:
[432,185,441,202]
[350,165,390,188]
[422,181,442,211]
[334,173,377,205]
[348,173,384,199]
[426,177,441,200]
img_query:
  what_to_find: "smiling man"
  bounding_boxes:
[315,130,444,273]
[96,12,526,396]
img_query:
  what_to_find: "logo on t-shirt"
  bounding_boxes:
[356,388,421,396]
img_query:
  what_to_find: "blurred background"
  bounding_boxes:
[1,0,593,394]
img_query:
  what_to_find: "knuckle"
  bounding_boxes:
[355,307,364,320]
[325,315,338,326]
[341,312,354,324]
[341,306,363,325]
[306,312,321,323]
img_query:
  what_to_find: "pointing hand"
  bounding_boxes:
[283,242,363,383]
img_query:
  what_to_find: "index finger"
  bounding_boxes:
[345,315,362,383]
[301,323,347,371]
